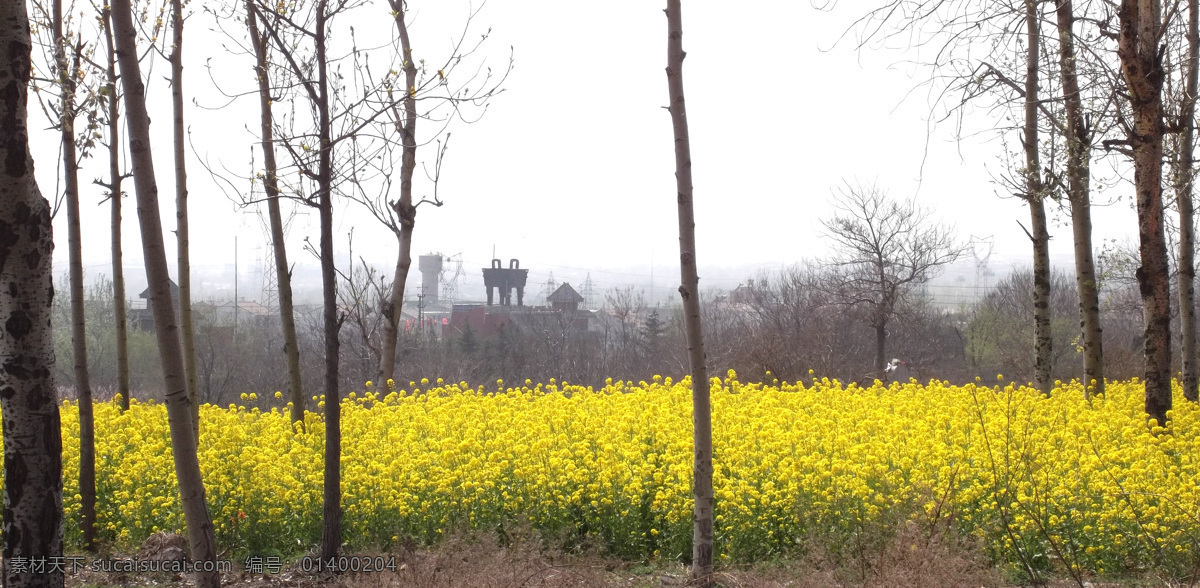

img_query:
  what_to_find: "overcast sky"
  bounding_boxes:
[31,0,1141,305]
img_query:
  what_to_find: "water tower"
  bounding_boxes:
[419,254,443,304]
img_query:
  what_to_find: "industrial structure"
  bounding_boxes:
[418,254,444,304]
[482,258,530,306]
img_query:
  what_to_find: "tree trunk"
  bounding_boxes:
[246,1,305,425]
[314,0,343,561]
[171,0,200,439]
[1054,0,1106,398]
[1030,199,1053,394]
[1118,0,1173,426]
[874,322,887,378]
[873,272,893,379]
[53,0,97,549]
[378,0,419,387]
[1177,0,1200,403]
[666,1,713,583]
[0,3,66,584]
[101,7,131,412]
[110,0,221,584]
[1025,0,1053,396]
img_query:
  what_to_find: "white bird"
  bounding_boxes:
[883,358,906,381]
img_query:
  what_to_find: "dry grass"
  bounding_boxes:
[60,526,1167,588]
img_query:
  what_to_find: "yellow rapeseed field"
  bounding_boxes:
[48,375,1200,577]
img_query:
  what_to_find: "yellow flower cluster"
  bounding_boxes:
[43,376,1200,576]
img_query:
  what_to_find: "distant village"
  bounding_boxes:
[124,254,687,346]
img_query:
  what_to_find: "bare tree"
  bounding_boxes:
[1171,0,1200,402]
[244,0,306,425]
[1116,0,1173,426]
[97,5,131,412]
[843,0,1115,397]
[350,1,508,387]
[339,256,386,382]
[373,2,421,388]
[967,270,1083,380]
[1022,0,1054,395]
[736,267,855,380]
[821,183,966,377]
[0,2,66,584]
[170,0,200,439]
[312,0,343,557]
[53,0,98,550]
[110,0,220,584]
[665,1,713,582]
[248,0,382,559]
[1052,0,1108,399]
[603,286,647,375]
[27,0,99,549]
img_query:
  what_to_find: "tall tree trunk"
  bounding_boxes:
[1177,0,1200,403]
[246,1,304,425]
[101,7,131,412]
[170,0,200,439]
[0,3,66,584]
[1030,200,1053,393]
[110,1,221,584]
[314,0,343,561]
[53,0,97,550]
[378,0,419,387]
[1054,0,1106,398]
[1025,0,1053,396]
[1118,0,1173,426]
[666,1,713,583]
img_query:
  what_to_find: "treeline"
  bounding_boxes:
[52,258,1161,399]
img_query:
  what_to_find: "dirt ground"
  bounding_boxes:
[57,530,1163,588]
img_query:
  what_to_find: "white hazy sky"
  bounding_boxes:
[31,0,1141,304]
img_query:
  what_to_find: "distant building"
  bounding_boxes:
[130,279,181,331]
[448,269,599,342]
[191,299,274,329]
[728,279,758,305]
[448,304,512,339]
[547,283,584,313]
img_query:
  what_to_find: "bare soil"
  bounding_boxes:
[57,528,1166,588]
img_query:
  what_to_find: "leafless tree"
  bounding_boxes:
[344,1,509,388]
[665,1,713,582]
[1115,0,1174,426]
[338,256,387,384]
[246,0,399,558]
[169,0,201,440]
[967,270,1083,381]
[821,182,967,377]
[603,286,647,375]
[1167,0,1200,402]
[109,0,220,583]
[1021,0,1054,395]
[1051,0,1111,399]
[95,5,131,412]
[0,2,66,584]
[841,0,1116,398]
[29,0,99,548]
[244,0,306,426]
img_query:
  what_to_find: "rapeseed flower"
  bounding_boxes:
[34,378,1198,577]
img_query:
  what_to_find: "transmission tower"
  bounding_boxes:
[970,235,995,303]
[582,274,596,309]
[541,271,557,304]
[439,253,464,303]
[253,221,278,312]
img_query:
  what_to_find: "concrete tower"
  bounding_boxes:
[419,254,443,304]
